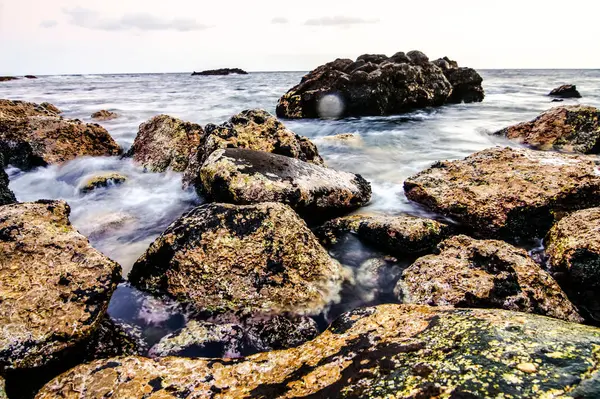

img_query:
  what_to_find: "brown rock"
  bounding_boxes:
[127,114,203,173]
[40,102,61,115]
[495,106,600,153]
[395,235,582,323]
[91,110,119,121]
[0,153,15,205]
[80,172,127,193]
[549,84,582,98]
[0,77,17,82]
[0,99,122,170]
[36,304,600,398]
[404,147,600,241]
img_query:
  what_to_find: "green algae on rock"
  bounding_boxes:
[127,114,204,173]
[316,213,452,256]
[404,146,600,241]
[199,148,371,217]
[0,99,122,170]
[80,172,128,193]
[129,202,348,316]
[0,153,16,205]
[495,106,600,153]
[0,201,121,371]
[396,235,583,323]
[36,304,600,398]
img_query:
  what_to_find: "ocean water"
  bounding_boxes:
[2,70,599,352]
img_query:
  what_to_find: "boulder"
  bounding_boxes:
[0,100,121,170]
[191,68,248,76]
[37,304,600,398]
[396,235,582,323]
[0,153,16,205]
[80,172,127,193]
[198,148,371,217]
[91,110,119,121]
[549,84,582,98]
[127,114,204,173]
[316,214,452,256]
[494,105,600,153]
[0,201,121,371]
[128,202,347,316]
[404,146,600,241]
[276,51,484,119]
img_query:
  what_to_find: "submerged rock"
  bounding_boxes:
[199,148,371,217]
[129,202,347,316]
[192,68,248,76]
[127,114,204,173]
[316,214,452,256]
[0,153,16,205]
[37,304,600,398]
[0,201,121,371]
[321,133,364,147]
[549,84,582,98]
[91,110,119,121]
[276,51,483,119]
[80,172,127,193]
[495,105,600,153]
[0,99,121,170]
[404,147,600,241]
[396,235,582,323]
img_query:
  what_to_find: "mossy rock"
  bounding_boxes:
[80,172,127,193]
[37,304,600,398]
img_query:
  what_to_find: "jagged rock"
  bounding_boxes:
[0,99,121,170]
[91,110,119,121]
[396,235,582,323]
[549,84,582,98]
[198,148,371,217]
[494,106,600,153]
[80,172,127,193]
[244,314,319,353]
[0,153,16,205]
[316,214,452,256]
[127,114,203,173]
[404,147,600,241]
[0,201,121,371]
[37,304,600,398]
[276,51,484,119]
[129,202,347,316]
[191,68,248,76]
[321,133,364,147]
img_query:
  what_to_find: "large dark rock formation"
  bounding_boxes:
[549,84,582,98]
[0,153,16,205]
[192,68,248,76]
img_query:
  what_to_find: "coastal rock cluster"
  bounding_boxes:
[276,51,484,118]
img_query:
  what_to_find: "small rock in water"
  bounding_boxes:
[80,172,128,193]
[191,68,248,76]
[321,133,364,147]
[549,84,582,98]
[91,109,119,121]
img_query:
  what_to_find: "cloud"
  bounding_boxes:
[63,7,211,32]
[304,16,380,26]
[40,20,58,28]
[271,17,289,24]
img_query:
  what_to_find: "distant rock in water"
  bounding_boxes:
[494,105,600,153]
[549,84,581,98]
[0,77,18,82]
[276,51,484,119]
[24,75,37,79]
[91,110,119,121]
[192,68,248,76]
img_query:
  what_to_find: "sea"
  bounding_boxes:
[2,70,599,352]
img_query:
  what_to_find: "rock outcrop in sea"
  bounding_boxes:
[276,51,484,118]
[191,68,248,76]
[36,304,600,398]
[80,172,128,193]
[549,84,582,98]
[91,110,119,121]
[495,105,600,153]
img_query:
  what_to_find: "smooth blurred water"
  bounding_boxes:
[1,70,599,347]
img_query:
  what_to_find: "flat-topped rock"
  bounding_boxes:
[316,213,452,256]
[0,201,121,371]
[276,51,483,119]
[192,68,248,76]
[0,100,121,170]
[404,146,600,241]
[495,106,600,153]
[199,148,371,217]
[396,235,582,323]
[129,202,347,316]
[91,110,119,121]
[127,114,204,173]
[549,84,582,98]
[37,304,600,398]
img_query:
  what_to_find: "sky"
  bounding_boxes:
[1,0,599,75]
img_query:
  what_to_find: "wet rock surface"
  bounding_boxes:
[276,51,483,119]
[91,110,119,121]
[199,148,371,217]
[127,114,204,173]
[192,68,248,76]
[128,202,347,316]
[80,172,127,193]
[316,213,452,256]
[396,235,582,323]
[0,153,16,205]
[0,99,121,170]
[495,105,600,153]
[549,84,582,98]
[0,201,121,371]
[37,304,600,398]
[404,146,600,241]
